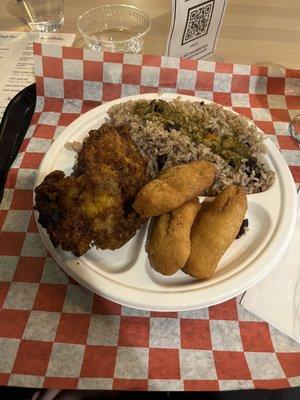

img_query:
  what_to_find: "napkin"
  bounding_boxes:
[241,189,300,343]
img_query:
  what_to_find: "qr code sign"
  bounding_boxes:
[182,0,214,45]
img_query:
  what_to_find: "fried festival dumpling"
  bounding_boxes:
[133,160,215,218]
[146,198,201,276]
[183,185,247,280]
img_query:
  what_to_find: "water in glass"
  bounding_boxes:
[17,0,64,32]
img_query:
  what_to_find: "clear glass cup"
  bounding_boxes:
[17,0,64,32]
[289,114,300,144]
[76,4,151,54]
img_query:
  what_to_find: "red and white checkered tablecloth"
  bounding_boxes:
[0,42,299,391]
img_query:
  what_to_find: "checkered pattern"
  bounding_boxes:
[0,43,299,391]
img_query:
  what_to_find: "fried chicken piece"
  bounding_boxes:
[35,123,148,256]
[34,171,90,256]
[133,160,215,218]
[75,123,148,202]
[34,165,142,256]
[94,207,142,251]
[147,198,201,276]
[34,167,122,256]
[183,185,247,280]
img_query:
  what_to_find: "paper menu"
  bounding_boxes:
[0,31,75,119]
[166,0,227,60]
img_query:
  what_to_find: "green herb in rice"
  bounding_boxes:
[108,97,275,196]
[133,99,252,167]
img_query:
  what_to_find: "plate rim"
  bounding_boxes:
[34,93,298,311]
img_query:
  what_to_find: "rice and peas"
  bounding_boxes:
[106,98,275,196]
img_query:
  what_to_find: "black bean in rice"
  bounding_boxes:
[107,97,275,196]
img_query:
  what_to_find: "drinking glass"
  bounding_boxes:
[289,114,300,144]
[17,0,64,32]
[77,4,151,53]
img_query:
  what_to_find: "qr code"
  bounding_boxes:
[182,0,214,45]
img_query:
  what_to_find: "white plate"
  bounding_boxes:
[34,93,298,311]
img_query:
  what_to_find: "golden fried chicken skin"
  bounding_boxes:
[94,207,143,251]
[34,166,124,256]
[183,185,247,280]
[147,198,201,276]
[75,123,148,202]
[34,124,148,256]
[133,160,215,218]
